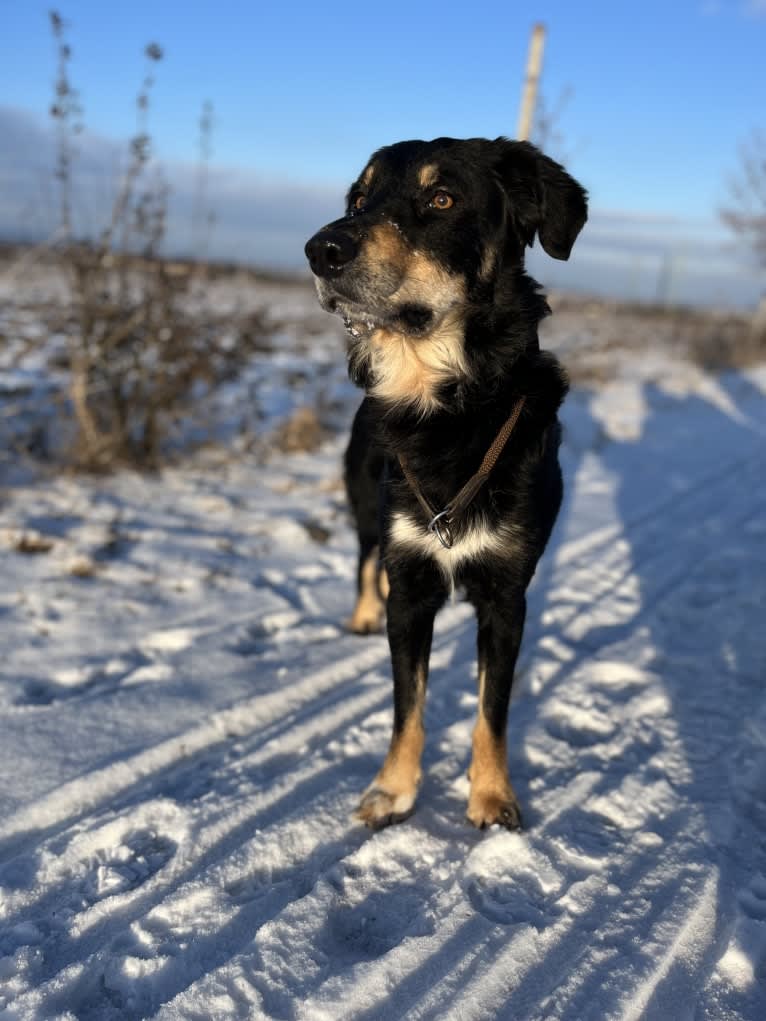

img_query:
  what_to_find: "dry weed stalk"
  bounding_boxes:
[48,12,252,469]
[721,129,766,345]
[721,130,766,271]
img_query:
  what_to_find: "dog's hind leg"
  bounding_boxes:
[465,588,527,830]
[344,399,387,634]
[348,541,386,635]
[357,558,447,827]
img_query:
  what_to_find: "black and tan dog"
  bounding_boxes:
[305,137,587,830]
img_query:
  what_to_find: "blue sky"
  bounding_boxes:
[1,1,765,302]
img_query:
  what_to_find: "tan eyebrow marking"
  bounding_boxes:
[361,163,377,187]
[418,163,440,188]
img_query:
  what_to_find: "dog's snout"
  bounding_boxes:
[305,229,358,278]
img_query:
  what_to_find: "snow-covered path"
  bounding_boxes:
[1,360,765,1020]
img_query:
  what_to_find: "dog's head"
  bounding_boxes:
[305,137,587,413]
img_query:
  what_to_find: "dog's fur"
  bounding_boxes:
[305,137,587,829]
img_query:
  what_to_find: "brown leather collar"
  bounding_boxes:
[397,396,527,549]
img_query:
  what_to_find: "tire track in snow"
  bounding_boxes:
[0,679,384,924]
[0,608,476,1013]
[0,596,474,865]
[618,872,719,1021]
[506,830,716,1021]
[6,630,570,1016]
[0,634,391,862]
[0,689,390,1014]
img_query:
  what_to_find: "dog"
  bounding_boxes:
[305,137,587,830]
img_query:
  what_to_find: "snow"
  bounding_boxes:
[1,272,766,1020]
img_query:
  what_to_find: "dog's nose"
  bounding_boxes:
[304,229,358,278]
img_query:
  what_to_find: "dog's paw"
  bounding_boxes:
[466,790,523,832]
[355,786,416,829]
[345,613,384,636]
[346,600,385,635]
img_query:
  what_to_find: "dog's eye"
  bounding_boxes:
[351,193,367,211]
[430,191,454,210]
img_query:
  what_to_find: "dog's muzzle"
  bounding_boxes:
[304,229,358,278]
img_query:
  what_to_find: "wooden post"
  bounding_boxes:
[517,23,546,141]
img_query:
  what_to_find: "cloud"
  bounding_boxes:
[0,105,761,307]
[700,1,766,17]
[0,105,342,267]
[581,208,733,256]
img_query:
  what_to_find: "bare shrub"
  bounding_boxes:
[721,129,766,271]
[47,12,259,470]
[533,86,575,164]
[721,129,766,352]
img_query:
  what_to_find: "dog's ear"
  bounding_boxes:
[494,138,587,260]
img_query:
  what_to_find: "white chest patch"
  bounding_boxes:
[388,510,521,584]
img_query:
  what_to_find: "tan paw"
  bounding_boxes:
[346,599,384,635]
[466,789,522,831]
[346,612,384,635]
[355,785,416,829]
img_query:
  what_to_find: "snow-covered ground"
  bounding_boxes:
[1,269,765,1020]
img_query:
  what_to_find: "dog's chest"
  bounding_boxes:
[387,509,522,583]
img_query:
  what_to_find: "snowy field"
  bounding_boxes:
[1,266,765,1020]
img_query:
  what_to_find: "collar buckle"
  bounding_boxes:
[428,509,454,550]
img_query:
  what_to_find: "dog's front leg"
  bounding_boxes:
[356,558,447,828]
[466,591,526,830]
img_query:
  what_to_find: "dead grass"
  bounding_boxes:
[545,293,764,384]
[12,533,55,554]
[270,406,328,454]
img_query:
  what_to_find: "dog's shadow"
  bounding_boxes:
[406,369,766,1019]
[308,369,766,1021]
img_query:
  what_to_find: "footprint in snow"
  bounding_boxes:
[14,654,152,707]
[319,883,430,963]
[81,827,177,904]
[738,874,766,921]
[541,703,617,747]
[466,871,562,929]
[464,833,565,929]
[0,816,180,963]
[230,612,341,656]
